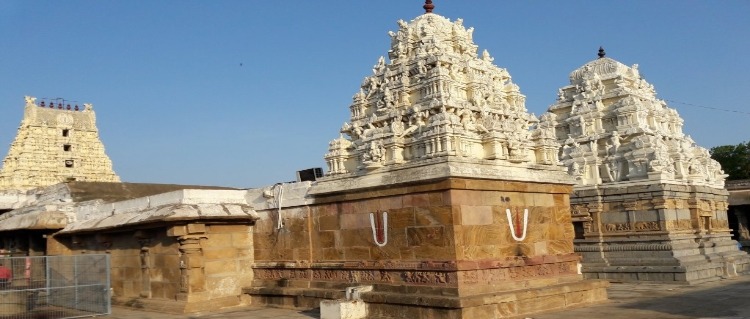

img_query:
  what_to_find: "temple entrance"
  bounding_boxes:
[729,207,740,241]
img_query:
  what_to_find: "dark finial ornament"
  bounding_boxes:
[598,46,606,59]
[424,0,435,13]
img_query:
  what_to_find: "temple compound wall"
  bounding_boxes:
[542,49,750,283]
[0,97,119,192]
[244,8,607,319]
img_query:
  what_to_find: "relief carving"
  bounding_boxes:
[324,13,559,176]
[544,53,726,189]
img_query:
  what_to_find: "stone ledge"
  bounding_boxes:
[252,254,580,272]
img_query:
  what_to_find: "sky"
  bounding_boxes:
[1,1,748,188]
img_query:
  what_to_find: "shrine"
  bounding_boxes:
[542,48,749,283]
[245,2,607,318]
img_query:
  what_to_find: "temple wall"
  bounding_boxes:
[47,223,254,313]
[248,177,607,317]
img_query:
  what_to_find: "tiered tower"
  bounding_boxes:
[249,3,608,318]
[324,12,560,178]
[0,96,120,191]
[543,49,749,283]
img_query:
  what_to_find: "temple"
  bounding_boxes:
[542,48,750,283]
[0,96,120,192]
[0,2,748,319]
[248,5,607,318]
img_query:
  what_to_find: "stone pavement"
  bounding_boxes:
[104,275,750,319]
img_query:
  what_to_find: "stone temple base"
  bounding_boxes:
[572,182,750,284]
[576,233,750,284]
[247,176,608,318]
[363,279,608,318]
[245,264,609,319]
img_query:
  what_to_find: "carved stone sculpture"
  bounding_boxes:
[324,13,560,177]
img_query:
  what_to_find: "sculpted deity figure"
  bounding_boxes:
[629,64,640,78]
[481,49,494,62]
[366,141,385,163]
[571,162,583,178]
[399,91,411,106]
[373,56,386,75]
[459,108,476,131]
[607,160,622,182]
[402,108,428,137]
[448,107,461,126]
[390,115,405,137]
[25,96,37,107]
[365,76,380,98]
[397,19,407,31]
[688,158,704,175]
[416,59,428,81]
[605,131,623,156]
[382,86,395,108]
[416,43,427,57]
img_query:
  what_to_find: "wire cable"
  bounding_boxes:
[664,99,750,116]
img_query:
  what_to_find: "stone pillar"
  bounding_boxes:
[134,231,152,299]
[168,224,207,301]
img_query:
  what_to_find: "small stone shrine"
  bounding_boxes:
[0,96,120,191]
[542,48,749,283]
[247,2,608,318]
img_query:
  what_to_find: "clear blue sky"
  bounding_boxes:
[1,1,748,188]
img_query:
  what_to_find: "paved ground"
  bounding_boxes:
[105,275,750,319]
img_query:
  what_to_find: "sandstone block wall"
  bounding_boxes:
[47,223,254,313]
[251,178,585,298]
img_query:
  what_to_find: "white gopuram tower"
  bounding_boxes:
[543,48,749,283]
[0,96,120,192]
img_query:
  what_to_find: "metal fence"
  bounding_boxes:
[0,254,110,319]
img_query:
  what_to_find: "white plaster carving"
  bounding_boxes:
[0,96,120,191]
[323,13,563,180]
[544,55,726,188]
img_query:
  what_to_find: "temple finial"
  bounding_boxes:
[598,46,606,59]
[423,0,435,13]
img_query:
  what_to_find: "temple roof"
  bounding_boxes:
[318,6,571,189]
[569,57,633,82]
[544,50,726,188]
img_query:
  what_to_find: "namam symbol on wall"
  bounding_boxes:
[506,208,529,241]
[369,210,388,247]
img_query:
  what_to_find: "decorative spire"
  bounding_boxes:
[423,0,435,13]
[597,46,606,59]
